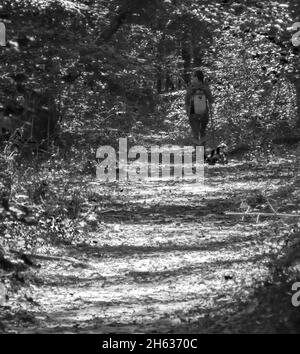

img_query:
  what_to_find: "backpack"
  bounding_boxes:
[191,87,207,115]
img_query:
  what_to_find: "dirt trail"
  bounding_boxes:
[6,160,297,333]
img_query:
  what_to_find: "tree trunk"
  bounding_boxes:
[156,34,166,94]
[96,0,156,45]
[287,73,300,129]
[96,11,129,45]
[295,78,300,129]
[165,72,174,92]
[288,1,300,128]
[181,41,192,85]
[156,73,162,94]
[192,43,202,68]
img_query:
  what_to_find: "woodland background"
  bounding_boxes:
[0,0,300,333]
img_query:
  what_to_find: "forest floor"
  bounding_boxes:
[1,143,300,333]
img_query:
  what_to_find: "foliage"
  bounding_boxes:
[1,0,300,333]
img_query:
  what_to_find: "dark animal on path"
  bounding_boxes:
[205,143,228,165]
[227,143,250,158]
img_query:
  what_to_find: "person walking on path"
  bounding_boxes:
[185,69,214,146]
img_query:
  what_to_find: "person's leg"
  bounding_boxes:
[198,111,209,151]
[199,111,209,139]
[189,115,200,142]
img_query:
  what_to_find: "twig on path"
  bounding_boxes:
[10,250,87,267]
[261,185,278,215]
[266,197,278,215]
[82,205,97,219]
[225,212,300,218]
[97,209,117,214]
[242,206,251,221]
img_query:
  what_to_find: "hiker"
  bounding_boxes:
[185,69,214,146]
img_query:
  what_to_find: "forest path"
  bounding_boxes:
[6,158,298,333]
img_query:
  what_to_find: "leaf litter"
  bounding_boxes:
[2,155,300,333]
